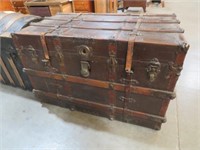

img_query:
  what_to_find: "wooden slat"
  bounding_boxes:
[0,57,15,85]
[0,74,5,83]
[34,89,166,123]
[7,57,25,88]
[24,68,175,100]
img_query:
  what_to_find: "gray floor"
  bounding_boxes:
[0,1,200,150]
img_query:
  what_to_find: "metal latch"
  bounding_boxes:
[78,45,92,78]
[27,45,38,64]
[146,58,161,82]
[80,61,90,78]
[107,55,118,73]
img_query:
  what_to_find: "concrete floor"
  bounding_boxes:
[0,1,200,150]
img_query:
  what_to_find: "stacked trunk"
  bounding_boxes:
[0,12,41,90]
[12,13,189,130]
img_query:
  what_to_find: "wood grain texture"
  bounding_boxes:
[11,13,189,129]
[0,0,14,11]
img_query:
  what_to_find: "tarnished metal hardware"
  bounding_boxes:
[152,89,176,100]
[109,115,114,121]
[146,58,161,82]
[41,59,58,73]
[107,55,118,73]
[119,96,136,103]
[120,78,139,85]
[180,42,190,53]
[56,52,64,63]
[108,42,117,56]
[78,45,92,60]
[53,37,65,66]
[26,45,38,64]
[109,105,115,120]
[165,62,183,79]
[109,83,114,89]
[79,45,92,77]
[181,42,190,53]
[176,42,190,54]
[41,59,49,66]
[80,61,90,78]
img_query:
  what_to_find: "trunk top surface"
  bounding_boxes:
[12,13,189,65]
[14,14,185,46]
[15,13,186,47]
[0,12,41,35]
[15,26,183,47]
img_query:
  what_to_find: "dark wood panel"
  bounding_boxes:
[11,13,189,130]
[74,0,94,12]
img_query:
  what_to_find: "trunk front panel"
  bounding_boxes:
[27,71,168,116]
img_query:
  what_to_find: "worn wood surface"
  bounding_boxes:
[12,13,189,129]
[0,12,41,90]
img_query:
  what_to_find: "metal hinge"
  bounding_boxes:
[120,78,139,85]
[165,62,183,79]
[26,45,39,64]
[119,96,136,103]
[107,55,118,73]
[176,42,190,54]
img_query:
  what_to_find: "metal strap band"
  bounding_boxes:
[2,14,26,33]
[39,13,83,60]
[124,14,144,121]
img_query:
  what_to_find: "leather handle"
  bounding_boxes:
[125,37,135,73]
[125,13,143,73]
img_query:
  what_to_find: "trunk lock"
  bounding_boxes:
[78,45,92,78]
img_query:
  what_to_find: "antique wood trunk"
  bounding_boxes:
[12,13,189,130]
[0,12,41,90]
[25,0,75,17]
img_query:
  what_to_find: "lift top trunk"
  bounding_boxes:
[12,13,189,130]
